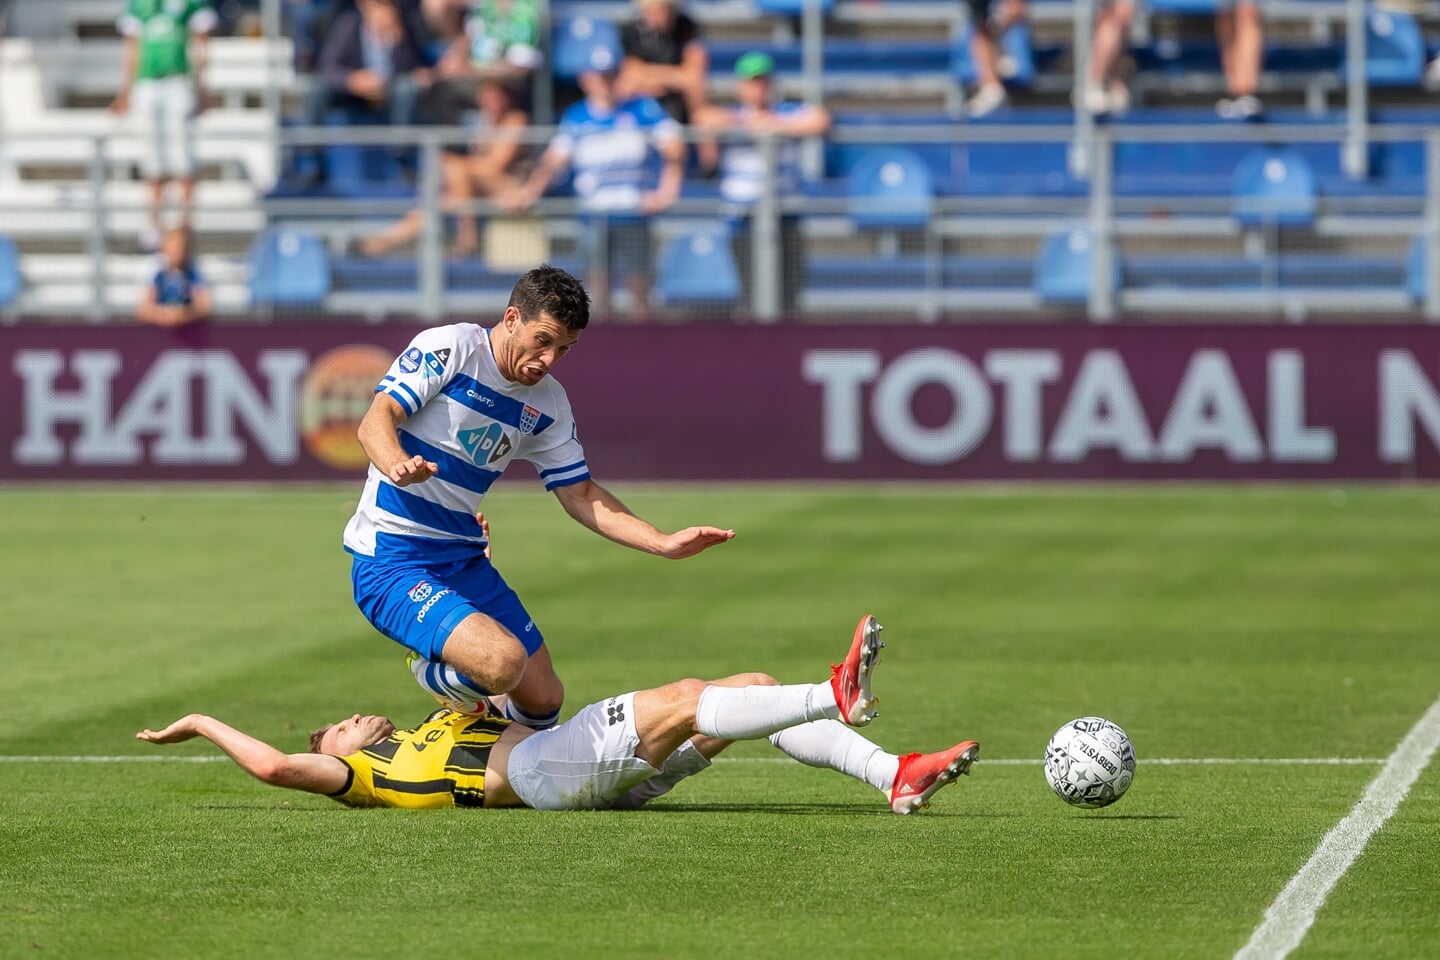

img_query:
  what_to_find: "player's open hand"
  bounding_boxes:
[657,526,735,560]
[136,715,203,745]
[390,454,438,486]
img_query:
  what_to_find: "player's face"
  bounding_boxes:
[499,307,581,386]
[320,714,395,755]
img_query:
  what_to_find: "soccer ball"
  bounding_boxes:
[1044,717,1136,808]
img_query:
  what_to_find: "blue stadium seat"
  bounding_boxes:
[248,229,331,307]
[1408,237,1429,304]
[656,225,741,305]
[553,16,623,81]
[0,236,19,307]
[754,0,833,14]
[1034,228,1117,304]
[951,22,1036,88]
[1232,149,1317,228]
[1349,9,1426,86]
[845,148,934,228]
[1145,0,1221,11]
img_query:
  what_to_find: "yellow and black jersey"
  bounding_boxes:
[329,708,511,809]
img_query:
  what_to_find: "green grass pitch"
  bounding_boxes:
[2,485,1438,959]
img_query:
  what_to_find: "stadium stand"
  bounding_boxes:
[1,0,1439,319]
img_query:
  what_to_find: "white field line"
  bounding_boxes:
[1234,696,1440,960]
[0,755,1384,765]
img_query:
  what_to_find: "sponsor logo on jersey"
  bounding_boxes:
[422,354,442,378]
[519,404,541,435]
[408,581,432,602]
[465,389,495,408]
[458,423,512,465]
[398,348,422,374]
[416,588,451,622]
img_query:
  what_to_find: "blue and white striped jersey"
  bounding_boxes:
[343,323,589,564]
[548,96,680,212]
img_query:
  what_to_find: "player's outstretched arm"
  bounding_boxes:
[357,393,438,486]
[551,479,734,559]
[136,714,350,795]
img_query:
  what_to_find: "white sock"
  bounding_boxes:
[768,720,900,794]
[410,656,491,700]
[694,683,839,740]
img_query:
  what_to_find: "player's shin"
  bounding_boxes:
[768,720,900,794]
[693,682,839,740]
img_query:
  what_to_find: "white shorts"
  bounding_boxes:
[132,75,196,180]
[505,692,660,810]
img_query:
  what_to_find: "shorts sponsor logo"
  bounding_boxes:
[524,621,534,632]
[423,351,447,379]
[398,348,422,374]
[519,404,541,435]
[408,581,432,602]
[605,698,626,727]
[459,423,512,465]
[416,588,451,623]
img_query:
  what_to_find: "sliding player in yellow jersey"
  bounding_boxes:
[137,617,980,814]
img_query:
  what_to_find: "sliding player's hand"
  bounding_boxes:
[657,526,735,560]
[136,715,203,744]
[389,455,438,486]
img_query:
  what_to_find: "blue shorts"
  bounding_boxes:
[350,553,545,662]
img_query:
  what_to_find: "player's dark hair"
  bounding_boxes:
[508,264,590,331]
[307,724,334,754]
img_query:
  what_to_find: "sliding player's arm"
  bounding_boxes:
[552,478,734,559]
[136,715,350,795]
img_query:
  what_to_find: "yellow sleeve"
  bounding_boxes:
[329,755,383,808]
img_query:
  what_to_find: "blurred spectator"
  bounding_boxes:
[306,0,433,129]
[111,0,219,248]
[964,0,1027,117]
[362,78,530,257]
[422,0,543,124]
[1079,0,1133,115]
[1215,0,1264,118]
[137,226,212,327]
[619,0,708,125]
[697,51,828,313]
[505,48,684,321]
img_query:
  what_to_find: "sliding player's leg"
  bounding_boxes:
[769,720,980,814]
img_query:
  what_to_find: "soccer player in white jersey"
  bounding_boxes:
[344,265,734,730]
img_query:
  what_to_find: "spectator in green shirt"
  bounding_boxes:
[422,0,542,124]
[111,0,219,248]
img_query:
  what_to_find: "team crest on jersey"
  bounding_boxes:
[422,350,448,378]
[408,581,432,602]
[519,404,542,435]
[459,424,513,465]
[398,348,422,374]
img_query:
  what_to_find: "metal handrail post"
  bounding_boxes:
[1343,0,1369,178]
[1425,131,1440,321]
[753,134,782,321]
[1070,0,1095,179]
[1087,128,1115,321]
[88,136,108,322]
[800,0,825,181]
[261,0,283,181]
[418,136,445,320]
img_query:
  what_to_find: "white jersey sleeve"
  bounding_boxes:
[375,326,469,418]
[519,381,589,490]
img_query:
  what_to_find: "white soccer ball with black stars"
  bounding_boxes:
[1044,717,1136,808]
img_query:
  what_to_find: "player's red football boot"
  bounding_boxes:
[890,740,981,814]
[830,614,884,726]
